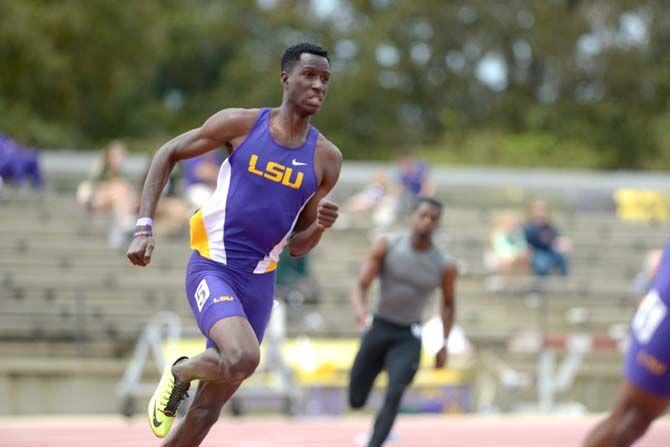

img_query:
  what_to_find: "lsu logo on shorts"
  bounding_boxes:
[636,350,668,376]
[195,279,210,312]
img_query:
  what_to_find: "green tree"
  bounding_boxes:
[1,0,669,169]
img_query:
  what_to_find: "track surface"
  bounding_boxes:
[2,415,670,446]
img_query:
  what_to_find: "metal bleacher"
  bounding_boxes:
[3,158,670,414]
[1,191,663,359]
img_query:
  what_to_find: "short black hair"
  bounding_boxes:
[414,196,444,216]
[281,42,330,73]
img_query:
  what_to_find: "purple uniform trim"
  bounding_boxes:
[625,240,670,397]
[185,250,275,348]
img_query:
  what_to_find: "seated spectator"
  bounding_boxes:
[182,151,225,210]
[394,149,435,213]
[337,172,399,230]
[76,140,137,247]
[345,171,390,213]
[485,211,528,275]
[0,133,43,190]
[524,199,570,276]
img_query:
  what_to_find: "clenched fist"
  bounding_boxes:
[127,234,155,267]
[316,200,338,231]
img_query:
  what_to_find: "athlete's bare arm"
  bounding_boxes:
[287,135,342,257]
[350,236,388,331]
[436,263,458,368]
[126,108,258,267]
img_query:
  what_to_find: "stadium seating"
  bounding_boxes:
[0,191,665,412]
[0,193,658,347]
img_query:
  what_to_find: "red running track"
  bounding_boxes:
[2,415,670,447]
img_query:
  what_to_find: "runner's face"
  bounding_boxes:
[282,53,331,114]
[412,203,441,237]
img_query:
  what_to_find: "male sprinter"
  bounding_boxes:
[583,239,670,446]
[349,197,457,447]
[126,43,342,446]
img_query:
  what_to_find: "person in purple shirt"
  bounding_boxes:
[394,150,435,212]
[0,134,43,190]
[524,199,569,276]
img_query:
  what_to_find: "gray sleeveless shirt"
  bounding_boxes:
[372,232,449,325]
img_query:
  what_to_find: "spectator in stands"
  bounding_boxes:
[181,151,225,210]
[484,211,528,275]
[394,149,435,213]
[0,133,43,190]
[630,249,663,304]
[76,140,137,247]
[345,171,391,213]
[524,199,570,276]
[337,171,399,230]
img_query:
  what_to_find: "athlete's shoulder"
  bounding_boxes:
[369,233,390,259]
[314,134,342,188]
[386,231,407,245]
[205,108,261,130]
[315,133,343,165]
[199,108,262,146]
[373,231,402,252]
[439,249,458,275]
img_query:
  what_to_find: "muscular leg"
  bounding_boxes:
[368,335,421,447]
[582,380,670,447]
[172,316,261,385]
[161,380,240,447]
[160,317,261,447]
[349,324,388,409]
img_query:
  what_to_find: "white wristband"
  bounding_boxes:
[136,217,153,227]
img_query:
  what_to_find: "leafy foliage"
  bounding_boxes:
[1,0,669,168]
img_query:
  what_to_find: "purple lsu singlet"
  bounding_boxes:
[625,238,670,396]
[189,107,319,274]
[185,108,319,345]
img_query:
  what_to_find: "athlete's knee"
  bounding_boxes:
[611,406,654,446]
[220,347,260,383]
[349,390,366,409]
